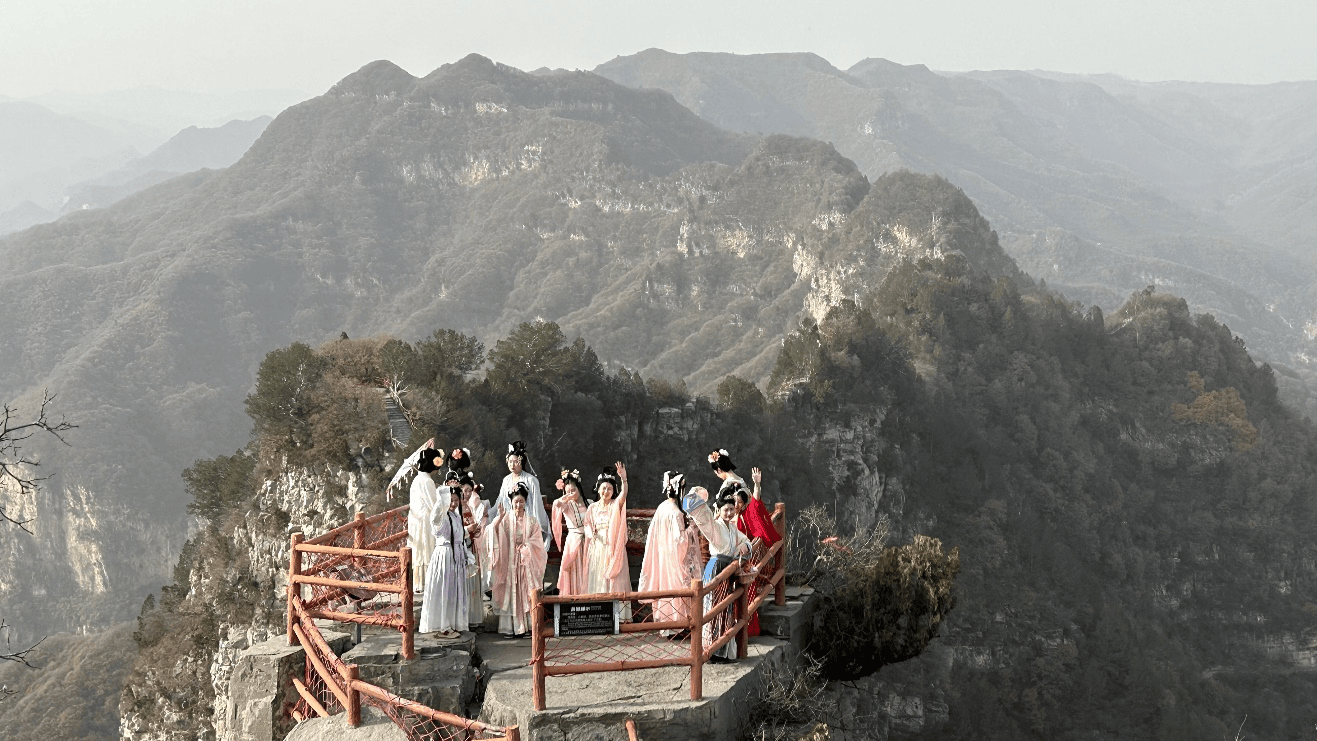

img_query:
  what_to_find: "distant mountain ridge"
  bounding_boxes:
[594,50,1317,413]
[0,54,1018,640]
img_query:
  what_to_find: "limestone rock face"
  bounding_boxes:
[122,464,370,741]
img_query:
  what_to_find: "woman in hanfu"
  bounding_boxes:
[406,448,443,592]
[638,471,699,632]
[486,484,549,636]
[459,473,487,629]
[495,441,551,548]
[418,488,471,639]
[735,466,782,637]
[708,448,745,498]
[683,485,751,662]
[586,462,632,621]
[550,469,590,596]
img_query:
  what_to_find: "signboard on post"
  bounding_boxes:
[554,601,621,637]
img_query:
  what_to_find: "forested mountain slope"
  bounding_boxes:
[124,263,1317,740]
[0,55,1016,643]
[594,50,1317,415]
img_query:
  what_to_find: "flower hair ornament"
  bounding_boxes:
[556,469,583,492]
[708,448,735,472]
[595,466,621,493]
[448,447,472,471]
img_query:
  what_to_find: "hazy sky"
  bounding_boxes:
[3,0,1313,98]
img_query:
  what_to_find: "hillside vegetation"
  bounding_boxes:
[127,250,1317,738]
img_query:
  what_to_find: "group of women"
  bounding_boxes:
[405,442,782,656]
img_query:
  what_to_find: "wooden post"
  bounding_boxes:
[774,504,787,606]
[400,546,415,660]
[353,511,366,560]
[505,726,521,741]
[689,578,703,701]
[288,533,304,645]
[736,569,751,659]
[531,588,547,711]
[345,664,361,727]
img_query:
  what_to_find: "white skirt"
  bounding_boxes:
[419,542,470,634]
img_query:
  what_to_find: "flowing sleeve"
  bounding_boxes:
[637,508,662,592]
[605,496,629,579]
[486,512,505,573]
[685,499,729,554]
[520,516,549,602]
[743,498,781,545]
[429,501,443,539]
[551,500,565,552]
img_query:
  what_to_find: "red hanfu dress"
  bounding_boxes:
[738,496,781,637]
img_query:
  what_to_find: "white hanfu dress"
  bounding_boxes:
[585,496,632,621]
[407,471,439,591]
[418,506,470,634]
[686,499,749,660]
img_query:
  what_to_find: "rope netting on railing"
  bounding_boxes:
[538,595,696,670]
[530,503,788,710]
[358,685,511,741]
[287,504,519,741]
[289,507,416,660]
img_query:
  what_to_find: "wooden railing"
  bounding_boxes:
[528,503,787,710]
[286,504,519,740]
[288,507,416,659]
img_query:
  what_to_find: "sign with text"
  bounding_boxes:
[553,600,621,637]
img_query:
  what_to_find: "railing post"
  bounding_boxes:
[774,504,787,606]
[345,664,361,727]
[506,726,521,741]
[288,533,304,645]
[400,546,415,660]
[353,511,366,558]
[531,588,546,711]
[736,569,751,659]
[689,577,703,701]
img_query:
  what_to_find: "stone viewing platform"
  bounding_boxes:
[224,587,816,741]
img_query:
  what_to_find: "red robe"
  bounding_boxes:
[738,497,781,637]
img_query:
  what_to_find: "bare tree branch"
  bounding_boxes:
[0,390,68,697]
[0,389,75,533]
[0,620,42,667]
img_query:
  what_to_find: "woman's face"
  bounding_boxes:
[597,481,615,500]
[507,455,523,475]
[462,483,475,498]
[718,503,737,522]
[564,482,580,499]
[449,491,461,511]
[513,495,527,515]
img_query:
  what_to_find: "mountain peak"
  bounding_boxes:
[327,60,417,98]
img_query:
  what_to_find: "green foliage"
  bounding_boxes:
[183,451,255,522]
[244,342,326,447]
[414,329,486,384]
[717,374,766,416]
[138,253,1317,739]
